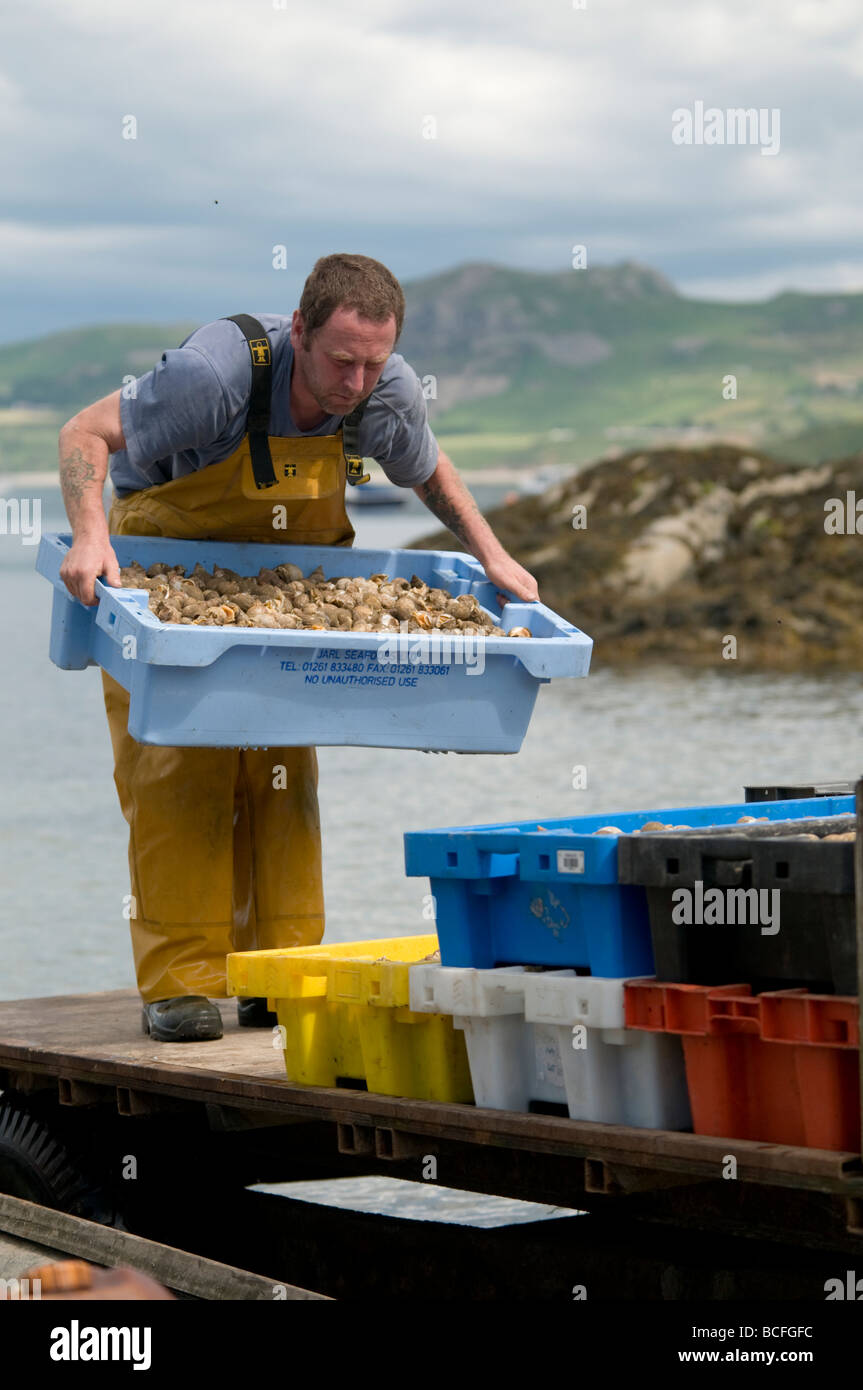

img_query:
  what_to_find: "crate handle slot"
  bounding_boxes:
[701,853,754,889]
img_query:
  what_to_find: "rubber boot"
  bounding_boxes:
[237,997,279,1028]
[141,996,223,1042]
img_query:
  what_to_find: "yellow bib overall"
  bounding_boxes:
[102,430,354,1003]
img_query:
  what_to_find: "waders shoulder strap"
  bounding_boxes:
[222,313,277,490]
[342,397,371,486]
[223,312,374,488]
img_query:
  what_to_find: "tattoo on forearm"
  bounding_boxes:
[60,448,97,508]
[416,476,481,547]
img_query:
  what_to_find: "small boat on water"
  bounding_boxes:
[346,484,407,508]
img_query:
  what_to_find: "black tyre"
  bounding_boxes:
[0,1091,109,1217]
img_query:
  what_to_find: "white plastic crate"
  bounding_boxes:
[523,972,691,1129]
[409,965,567,1111]
[409,965,692,1129]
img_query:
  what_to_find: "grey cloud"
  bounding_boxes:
[1,0,862,341]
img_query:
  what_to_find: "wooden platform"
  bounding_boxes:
[0,988,861,1206]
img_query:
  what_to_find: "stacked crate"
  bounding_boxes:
[404,795,858,1141]
[408,964,691,1128]
[617,812,860,1150]
[623,980,859,1151]
[227,934,473,1102]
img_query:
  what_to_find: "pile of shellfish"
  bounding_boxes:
[590,816,855,839]
[119,561,532,636]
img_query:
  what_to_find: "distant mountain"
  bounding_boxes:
[2,261,863,473]
[397,261,863,468]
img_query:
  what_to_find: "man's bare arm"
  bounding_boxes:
[414,449,539,602]
[59,390,126,605]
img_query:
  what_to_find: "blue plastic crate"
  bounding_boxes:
[36,533,592,752]
[403,796,856,971]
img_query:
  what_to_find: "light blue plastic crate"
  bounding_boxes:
[403,795,856,971]
[36,533,592,752]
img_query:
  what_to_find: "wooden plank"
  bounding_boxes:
[0,990,860,1193]
[0,1193,329,1300]
[4,1043,856,1189]
[13,1052,863,1189]
[0,990,281,1081]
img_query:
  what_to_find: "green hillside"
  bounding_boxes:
[398,263,863,469]
[2,263,863,473]
[0,322,196,472]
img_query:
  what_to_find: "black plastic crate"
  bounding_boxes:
[617,815,857,994]
[744,780,856,802]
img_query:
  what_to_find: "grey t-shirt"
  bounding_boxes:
[110,313,439,497]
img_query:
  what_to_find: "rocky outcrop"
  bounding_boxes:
[410,444,863,669]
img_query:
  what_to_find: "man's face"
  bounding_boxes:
[290,305,396,415]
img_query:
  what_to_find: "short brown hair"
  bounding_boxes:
[298,253,405,344]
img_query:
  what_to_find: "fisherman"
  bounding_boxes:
[57,253,538,1042]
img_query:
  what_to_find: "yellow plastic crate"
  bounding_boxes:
[227,935,474,1103]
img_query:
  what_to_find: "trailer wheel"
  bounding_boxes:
[0,1092,104,1215]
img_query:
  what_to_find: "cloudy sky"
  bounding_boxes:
[1,0,862,344]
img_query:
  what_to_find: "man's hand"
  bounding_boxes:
[57,389,126,604]
[482,552,540,606]
[60,534,122,606]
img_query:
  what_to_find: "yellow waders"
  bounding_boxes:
[103,429,355,1002]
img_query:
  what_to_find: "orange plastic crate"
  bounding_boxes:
[625,981,860,1151]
